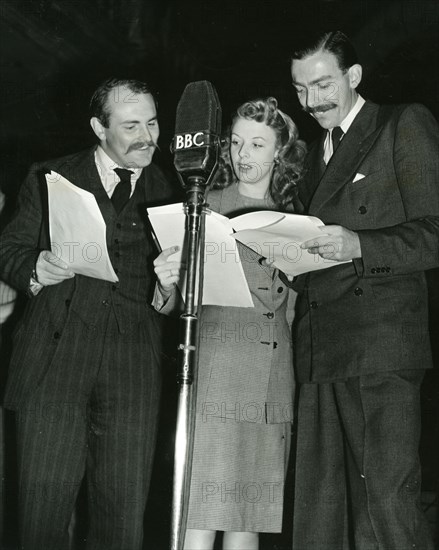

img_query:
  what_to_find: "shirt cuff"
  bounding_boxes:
[27,270,44,297]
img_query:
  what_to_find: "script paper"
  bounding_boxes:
[147,203,254,307]
[45,171,118,282]
[231,210,351,276]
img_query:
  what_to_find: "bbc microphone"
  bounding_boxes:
[172,80,222,189]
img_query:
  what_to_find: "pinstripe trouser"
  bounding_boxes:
[14,312,162,550]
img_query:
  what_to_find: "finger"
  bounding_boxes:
[41,250,70,270]
[40,261,75,277]
[154,261,182,275]
[44,274,74,285]
[157,278,179,294]
[38,255,75,280]
[301,238,324,250]
[162,245,180,259]
[153,245,180,267]
[37,271,75,286]
[306,247,321,255]
[43,262,73,275]
[307,244,338,255]
[155,264,183,286]
[36,266,75,285]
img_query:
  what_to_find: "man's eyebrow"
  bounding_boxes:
[120,115,158,124]
[292,75,333,86]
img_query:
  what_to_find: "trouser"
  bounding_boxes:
[14,314,161,550]
[292,369,434,550]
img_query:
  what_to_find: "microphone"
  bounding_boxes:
[172,81,222,189]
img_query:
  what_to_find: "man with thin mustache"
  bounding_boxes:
[0,77,177,549]
[290,31,439,549]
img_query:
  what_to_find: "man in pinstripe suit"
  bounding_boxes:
[0,78,177,549]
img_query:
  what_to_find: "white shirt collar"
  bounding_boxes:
[94,145,143,198]
[338,94,365,134]
[324,95,365,164]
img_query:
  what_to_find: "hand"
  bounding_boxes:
[153,246,183,294]
[35,250,75,286]
[301,225,362,261]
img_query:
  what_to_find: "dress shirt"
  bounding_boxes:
[323,95,366,164]
[94,146,142,198]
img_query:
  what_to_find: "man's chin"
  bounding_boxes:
[312,113,334,129]
[126,150,154,168]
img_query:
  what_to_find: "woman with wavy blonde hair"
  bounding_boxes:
[154,97,306,550]
[213,96,306,213]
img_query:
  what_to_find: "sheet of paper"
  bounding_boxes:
[231,210,351,276]
[147,203,253,307]
[46,171,118,282]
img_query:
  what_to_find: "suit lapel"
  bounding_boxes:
[309,101,383,215]
[300,132,326,210]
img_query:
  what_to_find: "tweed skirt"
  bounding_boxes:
[186,412,291,533]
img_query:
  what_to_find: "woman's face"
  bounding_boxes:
[230,117,278,191]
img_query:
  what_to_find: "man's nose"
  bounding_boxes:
[139,125,153,143]
[305,87,320,108]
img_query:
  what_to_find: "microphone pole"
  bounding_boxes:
[169,81,221,550]
[171,175,206,550]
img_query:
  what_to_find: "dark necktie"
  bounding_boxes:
[331,126,344,154]
[112,168,133,214]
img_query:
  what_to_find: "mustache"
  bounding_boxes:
[303,103,337,115]
[126,141,158,154]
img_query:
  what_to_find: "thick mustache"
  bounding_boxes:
[304,103,337,115]
[126,141,157,153]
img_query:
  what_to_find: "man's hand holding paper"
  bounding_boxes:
[301,224,362,261]
[231,211,352,276]
[45,171,118,282]
[36,250,75,286]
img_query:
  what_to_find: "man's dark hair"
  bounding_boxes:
[291,30,359,72]
[89,78,155,127]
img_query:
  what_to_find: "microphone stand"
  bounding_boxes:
[170,175,208,550]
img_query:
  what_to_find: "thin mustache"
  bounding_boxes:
[304,103,337,115]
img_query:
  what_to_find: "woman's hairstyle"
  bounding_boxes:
[212,97,306,212]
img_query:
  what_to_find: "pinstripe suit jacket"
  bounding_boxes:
[0,146,176,408]
[293,101,439,383]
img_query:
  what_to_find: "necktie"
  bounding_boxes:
[331,126,344,154]
[112,168,133,214]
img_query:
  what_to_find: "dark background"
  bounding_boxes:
[0,0,438,548]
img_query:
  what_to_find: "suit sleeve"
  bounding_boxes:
[355,103,439,277]
[0,164,45,292]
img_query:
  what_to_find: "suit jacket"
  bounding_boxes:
[0,146,176,408]
[293,101,439,383]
